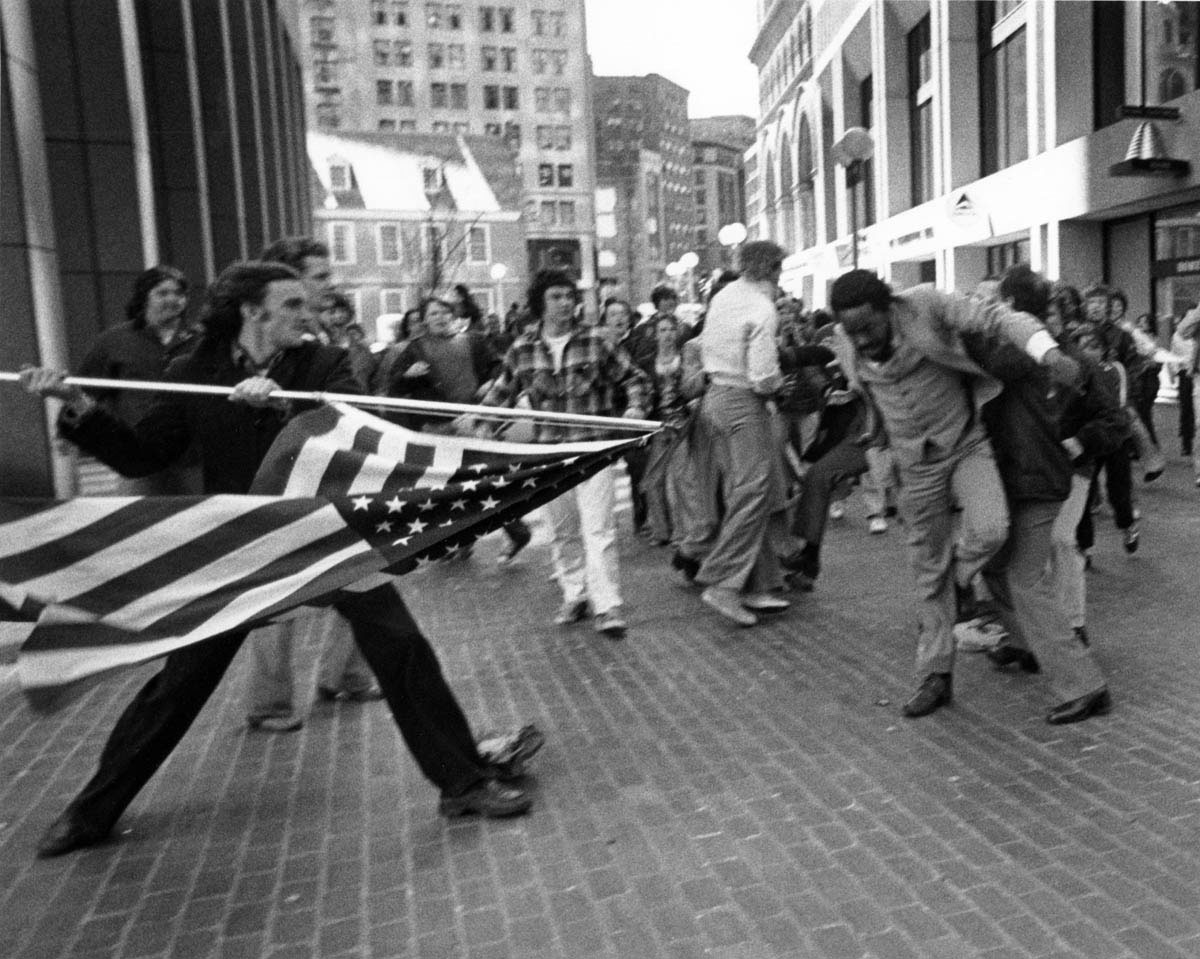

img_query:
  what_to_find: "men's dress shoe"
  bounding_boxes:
[594,608,627,638]
[902,673,953,718]
[780,551,819,591]
[701,587,758,627]
[37,811,110,858]
[985,643,1041,674]
[496,520,532,566]
[741,592,790,613]
[1046,687,1112,725]
[553,599,589,626]
[247,715,303,732]
[671,550,701,584]
[479,724,545,781]
[438,779,532,818]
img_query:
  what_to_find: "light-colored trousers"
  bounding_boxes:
[544,464,622,616]
[1051,473,1091,630]
[899,436,1010,680]
[982,499,1107,704]
[695,386,786,594]
[244,609,376,721]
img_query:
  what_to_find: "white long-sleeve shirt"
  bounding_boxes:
[699,278,782,395]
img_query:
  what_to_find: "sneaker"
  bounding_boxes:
[497,520,532,566]
[594,607,627,638]
[1123,522,1140,554]
[553,599,589,626]
[741,592,790,613]
[829,502,846,520]
[247,715,303,733]
[868,515,888,535]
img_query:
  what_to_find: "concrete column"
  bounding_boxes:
[877,2,913,217]
[938,0,982,192]
[116,0,158,267]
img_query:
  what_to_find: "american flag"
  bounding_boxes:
[2,402,649,711]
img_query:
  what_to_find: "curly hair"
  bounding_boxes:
[198,261,300,344]
[126,265,189,325]
[829,269,895,314]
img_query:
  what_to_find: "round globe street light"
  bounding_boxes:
[831,127,875,269]
[679,251,699,270]
[717,222,747,247]
[489,262,508,314]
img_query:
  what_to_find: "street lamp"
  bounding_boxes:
[831,127,874,269]
[489,262,508,315]
[717,222,747,269]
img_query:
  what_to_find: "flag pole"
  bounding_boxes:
[0,372,662,433]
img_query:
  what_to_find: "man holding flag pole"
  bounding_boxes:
[13,260,609,855]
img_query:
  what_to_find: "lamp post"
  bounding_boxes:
[489,262,508,315]
[831,127,875,270]
[679,250,699,302]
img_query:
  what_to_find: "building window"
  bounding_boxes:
[310,16,335,44]
[535,87,550,112]
[423,166,445,191]
[538,163,554,186]
[978,2,1028,176]
[553,87,571,114]
[373,39,393,65]
[315,103,340,129]
[695,189,706,206]
[467,225,489,263]
[557,164,573,187]
[429,42,445,68]
[540,200,557,224]
[450,82,467,109]
[425,2,442,28]
[485,121,502,136]
[393,1,409,26]
[503,86,519,109]
[328,222,355,264]
[558,201,576,227]
[985,238,1029,276]
[432,120,450,133]
[329,161,350,191]
[447,43,465,69]
[376,79,394,105]
[549,11,564,36]
[504,121,521,147]
[399,119,416,131]
[313,55,338,85]
[480,5,494,30]
[382,288,407,314]
[378,224,402,264]
[554,125,571,150]
[396,41,412,66]
[446,3,462,28]
[481,45,497,70]
[908,14,935,205]
[453,121,469,134]
[397,80,414,106]
[532,49,547,74]
[501,47,517,71]
[853,74,876,228]
[499,6,514,32]
[484,84,500,109]
[378,119,396,131]
[430,82,448,108]
[372,1,388,26]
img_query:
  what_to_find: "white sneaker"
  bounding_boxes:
[868,516,888,535]
[829,502,846,520]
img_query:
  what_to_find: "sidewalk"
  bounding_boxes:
[2,456,1199,959]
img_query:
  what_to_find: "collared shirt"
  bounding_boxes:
[484,323,650,442]
[699,278,782,394]
[857,329,977,467]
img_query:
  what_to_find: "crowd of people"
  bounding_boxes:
[17,231,1198,859]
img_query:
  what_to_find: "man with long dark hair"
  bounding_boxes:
[20,261,538,857]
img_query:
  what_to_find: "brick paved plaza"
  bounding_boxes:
[2,454,1199,959]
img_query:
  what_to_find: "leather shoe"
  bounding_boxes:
[701,587,758,627]
[438,779,532,818]
[478,724,545,781]
[1046,687,1111,725]
[741,592,790,613]
[985,644,1040,673]
[902,673,953,718]
[37,811,110,858]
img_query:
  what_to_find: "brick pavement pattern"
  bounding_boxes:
[2,453,1200,959]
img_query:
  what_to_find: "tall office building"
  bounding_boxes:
[592,73,694,304]
[296,0,596,289]
[690,115,755,279]
[2,0,311,497]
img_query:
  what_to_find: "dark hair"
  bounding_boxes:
[1049,282,1083,326]
[600,298,633,325]
[1082,282,1112,303]
[321,290,354,317]
[998,263,1050,319]
[126,265,189,325]
[809,308,834,329]
[399,307,423,340]
[1110,288,1128,315]
[707,269,740,303]
[650,285,678,308]
[1135,312,1157,336]
[198,261,299,343]
[258,237,329,271]
[452,283,483,323]
[829,269,894,313]
[738,240,786,281]
[526,268,577,321]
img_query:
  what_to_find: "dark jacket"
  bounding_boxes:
[60,339,359,494]
[78,321,200,426]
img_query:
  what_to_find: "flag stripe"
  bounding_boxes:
[316,424,383,496]
[347,427,411,496]
[0,498,134,561]
[282,409,363,496]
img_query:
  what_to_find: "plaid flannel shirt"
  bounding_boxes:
[483,323,651,442]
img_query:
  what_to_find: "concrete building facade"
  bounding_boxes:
[748,0,1200,336]
[592,73,693,305]
[1,0,311,497]
[308,130,527,334]
[296,0,597,291]
[690,115,756,279]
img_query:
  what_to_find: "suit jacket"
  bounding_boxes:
[832,285,1047,449]
[61,339,360,494]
